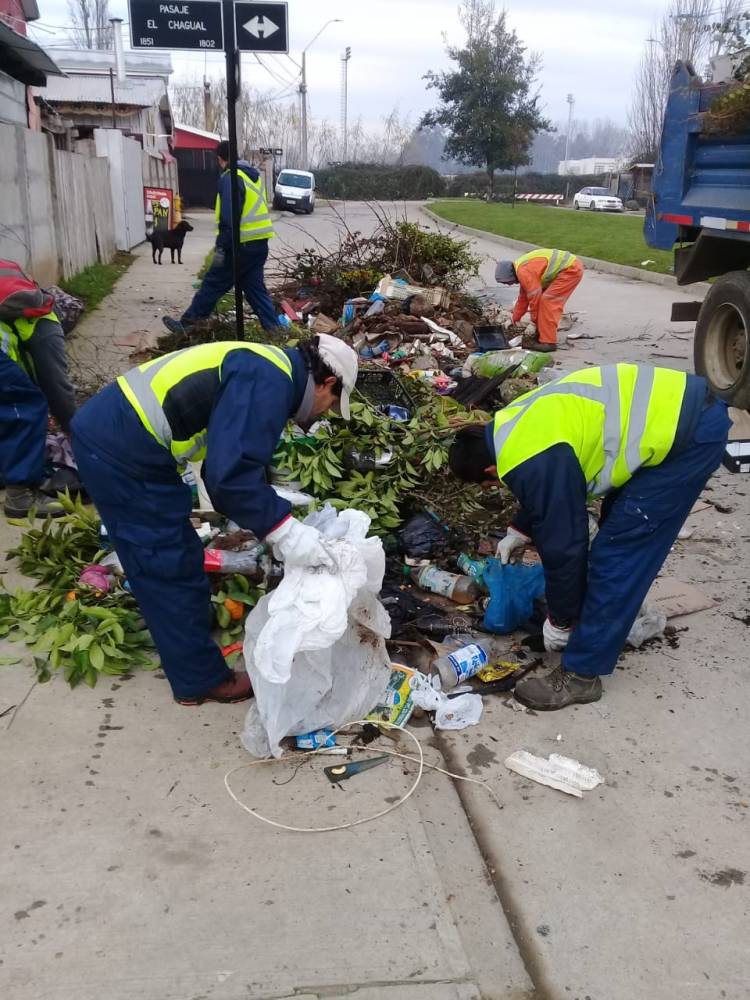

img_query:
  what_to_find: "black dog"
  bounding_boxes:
[148,219,194,265]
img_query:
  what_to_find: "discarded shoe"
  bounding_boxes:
[514,665,602,711]
[4,485,65,519]
[175,669,253,706]
[162,315,186,336]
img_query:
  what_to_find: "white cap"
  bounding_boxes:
[316,333,358,420]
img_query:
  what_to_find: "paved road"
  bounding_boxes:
[273,202,750,999]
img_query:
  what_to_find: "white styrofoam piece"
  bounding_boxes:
[504,750,604,798]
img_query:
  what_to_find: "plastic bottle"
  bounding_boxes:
[203,546,264,574]
[434,637,489,689]
[411,564,480,603]
[456,552,488,589]
[181,467,199,507]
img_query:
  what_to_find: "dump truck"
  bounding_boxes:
[645,60,750,406]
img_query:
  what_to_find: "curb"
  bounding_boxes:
[419,206,711,298]
[432,729,558,1000]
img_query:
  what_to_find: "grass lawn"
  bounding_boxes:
[428,200,675,275]
[60,251,134,311]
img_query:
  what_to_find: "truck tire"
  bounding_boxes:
[694,270,750,409]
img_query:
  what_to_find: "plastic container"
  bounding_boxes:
[357,368,416,412]
[434,638,489,689]
[204,545,264,574]
[457,553,488,589]
[181,467,199,507]
[296,729,336,750]
[411,564,480,604]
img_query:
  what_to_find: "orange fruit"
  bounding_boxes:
[224,597,244,621]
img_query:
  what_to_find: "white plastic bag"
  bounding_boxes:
[626,602,666,647]
[241,506,392,758]
[409,671,483,731]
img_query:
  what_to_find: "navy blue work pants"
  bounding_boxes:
[181,239,278,331]
[0,351,48,486]
[563,400,731,677]
[72,423,232,700]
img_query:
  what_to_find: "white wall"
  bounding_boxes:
[94,129,146,250]
[0,71,27,127]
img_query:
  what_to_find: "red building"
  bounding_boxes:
[0,0,37,36]
[173,123,222,208]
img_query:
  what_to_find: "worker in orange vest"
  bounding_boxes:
[495,248,584,351]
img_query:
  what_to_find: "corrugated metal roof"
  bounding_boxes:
[0,20,63,86]
[38,73,166,108]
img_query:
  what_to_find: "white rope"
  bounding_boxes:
[223,720,503,833]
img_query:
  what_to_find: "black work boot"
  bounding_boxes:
[4,485,65,519]
[514,665,602,711]
[161,316,186,336]
[524,339,556,353]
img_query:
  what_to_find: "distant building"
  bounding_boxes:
[614,163,654,206]
[35,41,174,158]
[173,123,221,208]
[558,156,627,176]
[0,0,61,128]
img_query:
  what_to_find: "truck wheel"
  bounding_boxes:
[694,270,750,409]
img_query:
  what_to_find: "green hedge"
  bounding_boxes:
[316,164,446,200]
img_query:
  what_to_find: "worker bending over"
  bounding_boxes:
[449,363,730,710]
[163,140,278,335]
[495,248,583,351]
[0,263,76,518]
[72,335,358,706]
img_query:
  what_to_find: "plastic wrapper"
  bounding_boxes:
[483,559,546,634]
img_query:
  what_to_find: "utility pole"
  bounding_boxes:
[340,46,351,161]
[563,93,575,174]
[299,50,308,168]
[203,78,211,131]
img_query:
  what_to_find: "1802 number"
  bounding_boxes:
[199,39,216,48]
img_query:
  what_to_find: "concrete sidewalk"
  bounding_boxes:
[68,209,216,382]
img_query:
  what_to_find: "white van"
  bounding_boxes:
[273,169,316,214]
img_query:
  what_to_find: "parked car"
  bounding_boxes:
[273,169,316,214]
[573,187,623,212]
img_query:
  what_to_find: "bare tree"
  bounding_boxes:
[627,0,715,162]
[67,0,112,49]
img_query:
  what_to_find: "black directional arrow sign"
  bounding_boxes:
[234,1,288,53]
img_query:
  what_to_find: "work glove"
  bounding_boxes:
[543,617,571,652]
[496,526,529,565]
[524,321,538,339]
[265,517,334,569]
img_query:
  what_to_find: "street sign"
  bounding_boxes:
[129,0,224,51]
[234,1,288,52]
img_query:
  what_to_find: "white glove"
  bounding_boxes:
[265,517,334,569]
[543,617,571,652]
[524,321,538,338]
[496,526,528,564]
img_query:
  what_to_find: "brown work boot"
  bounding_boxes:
[4,485,64,519]
[175,670,253,706]
[514,665,602,711]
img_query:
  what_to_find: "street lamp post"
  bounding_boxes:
[340,46,351,161]
[563,93,575,174]
[297,18,342,168]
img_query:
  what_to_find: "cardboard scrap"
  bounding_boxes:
[646,577,714,618]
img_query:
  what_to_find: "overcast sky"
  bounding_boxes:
[32,0,664,130]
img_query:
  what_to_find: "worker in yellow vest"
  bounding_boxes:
[448,363,730,710]
[0,261,77,518]
[495,248,583,351]
[71,335,358,706]
[163,141,278,336]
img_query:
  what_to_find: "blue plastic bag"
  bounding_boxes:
[483,559,545,634]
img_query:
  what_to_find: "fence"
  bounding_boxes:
[51,150,116,278]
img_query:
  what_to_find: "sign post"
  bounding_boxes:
[221,0,244,338]
[129,0,290,338]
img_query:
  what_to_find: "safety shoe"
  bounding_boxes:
[514,665,602,711]
[4,485,65,519]
[524,339,556,353]
[175,670,253,706]
[162,315,186,336]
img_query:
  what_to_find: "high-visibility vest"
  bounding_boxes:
[492,363,687,496]
[0,312,57,377]
[117,342,293,466]
[514,248,577,288]
[215,168,275,243]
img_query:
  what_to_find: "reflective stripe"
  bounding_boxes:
[596,369,622,492]
[543,250,574,284]
[623,365,655,478]
[0,323,11,357]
